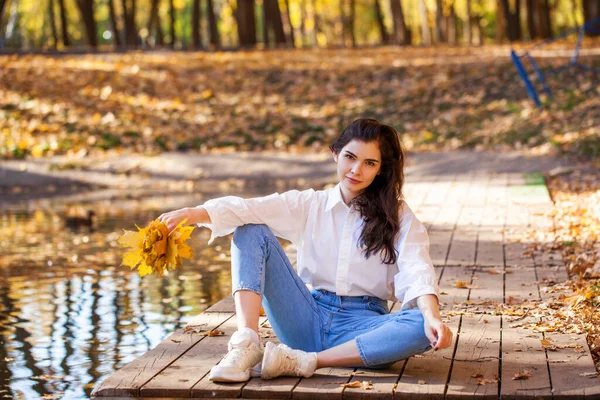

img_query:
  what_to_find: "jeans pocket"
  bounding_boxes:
[311,289,324,301]
[366,301,389,315]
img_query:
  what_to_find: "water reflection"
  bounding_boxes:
[0,207,235,399]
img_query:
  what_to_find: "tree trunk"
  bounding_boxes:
[375,0,389,44]
[349,0,356,46]
[500,0,522,41]
[121,0,137,46]
[464,0,472,44]
[264,0,286,46]
[446,3,456,43]
[515,0,522,39]
[0,0,6,27]
[237,0,257,47]
[300,0,307,46]
[262,0,270,45]
[419,0,431,44]
[390,0,409,44]
[75,0,98,48]
[192,0,201,48]
[168,0,175,47]
[284,0,295,46]
[48,0,59,47]
[108,0,121,46]
[340,0,346,46]
[57,0,70,46]
[312,0,319,46]
[542,0,551,37]
[435,0,442,42]
[583,0,600,36]
[207,0,221,47]
[526,0,536,38]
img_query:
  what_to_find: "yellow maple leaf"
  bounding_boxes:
[118,219,195,277]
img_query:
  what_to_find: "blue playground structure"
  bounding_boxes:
[511,17,600,106]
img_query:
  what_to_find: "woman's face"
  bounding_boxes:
[333,139,382,204]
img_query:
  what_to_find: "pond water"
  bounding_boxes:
[0,194,252,399]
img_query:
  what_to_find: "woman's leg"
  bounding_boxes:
[211,224,322,382]
[319,308,432,368]
[230,223,322,351]
[316,340,363,368]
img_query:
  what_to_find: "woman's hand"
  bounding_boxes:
[423,316,453,351]
[416,293,453,351]
[158,207,198,233]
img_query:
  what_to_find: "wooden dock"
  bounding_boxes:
[92,162,600,399]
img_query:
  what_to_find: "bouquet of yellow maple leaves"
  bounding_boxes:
[118,219,195,277]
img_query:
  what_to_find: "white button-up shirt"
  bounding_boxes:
[197,183,439,310]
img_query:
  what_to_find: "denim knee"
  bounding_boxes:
[233,223,271,240]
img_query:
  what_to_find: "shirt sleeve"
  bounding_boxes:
[393,203,440,310]
[196,188,316,246]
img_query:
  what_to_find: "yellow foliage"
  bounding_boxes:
[118,219,195,277]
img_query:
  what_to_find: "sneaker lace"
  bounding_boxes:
[279,348,301,375]
[222,347,246,366]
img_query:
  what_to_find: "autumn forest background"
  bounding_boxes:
[0,0,599,50]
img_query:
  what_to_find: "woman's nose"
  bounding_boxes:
[351,162,361,175]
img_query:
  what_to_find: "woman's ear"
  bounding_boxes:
[332,152,338,163]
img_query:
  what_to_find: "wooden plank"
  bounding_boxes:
[504,241,534,268]
[192,316,271,398]
[292,367,354,400]
[445,177,474,207]
[92,311,233,397]
[423,180,454,206]
[501,267,552,400]
[446,269,503,399]
[505,204,530,230]
[485,174,508,206]
[455,206,484,230]
[476,230,504,267]
[544,333,600,399]
[342,362,405,399]
[205,296,235,313]
[535,261,600,398]
[141,314,238,397]
[414,205,442,230]
[394,266,471,399]
[463,175,488,207]
[446,229,477,266]
[431,205,461,232]
[240,317,300,399]
[429,230,452,267]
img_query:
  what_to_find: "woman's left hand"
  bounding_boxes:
[423,317,453,351]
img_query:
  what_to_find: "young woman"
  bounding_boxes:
[158,118,452,382]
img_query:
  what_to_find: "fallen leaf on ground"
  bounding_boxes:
[202,329,225,337]
[512,371,531,380]
[418,380,427,385]
[341,381,362,388]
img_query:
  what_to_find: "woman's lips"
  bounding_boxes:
[347,177,361,184]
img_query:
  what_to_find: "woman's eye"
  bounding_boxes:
[345,154,353,159]
[367,162,375,166]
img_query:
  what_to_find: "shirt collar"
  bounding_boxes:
[325,183,349,212]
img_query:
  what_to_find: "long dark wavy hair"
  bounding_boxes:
[329,118,405,265]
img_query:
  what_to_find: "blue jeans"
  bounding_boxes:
[231,224,432,367]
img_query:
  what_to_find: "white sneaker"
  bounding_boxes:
[209,329,263,382]
[261,341,318,380]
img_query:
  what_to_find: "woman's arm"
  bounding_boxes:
[159,206,211,233]
[416,294,453,351]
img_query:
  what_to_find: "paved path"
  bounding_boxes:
[0,150,567,209]
[90,151,600,399]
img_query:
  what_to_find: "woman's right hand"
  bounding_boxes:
[158,207,198,233]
